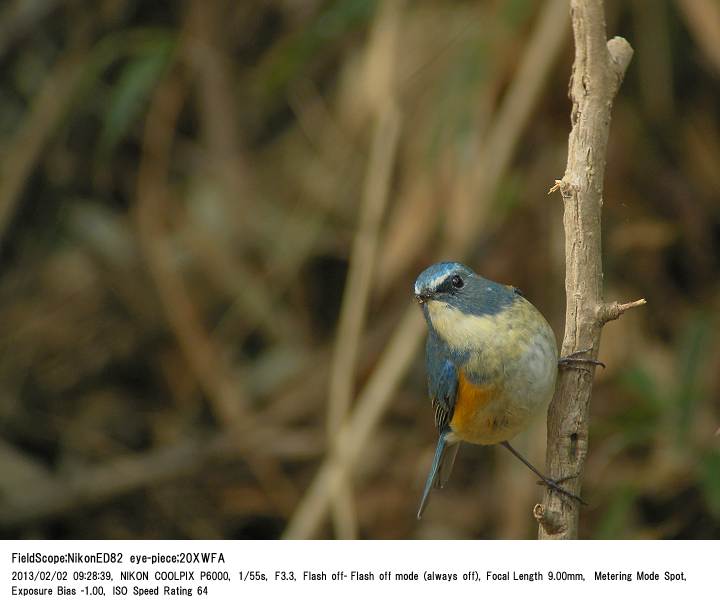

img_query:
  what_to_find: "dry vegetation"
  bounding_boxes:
[0,0,718,539]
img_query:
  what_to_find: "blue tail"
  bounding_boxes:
[417,432,458,519]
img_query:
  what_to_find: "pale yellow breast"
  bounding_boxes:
[429,297,558,445]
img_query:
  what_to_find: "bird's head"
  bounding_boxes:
[413,261,473,306]
[413,261,517,317]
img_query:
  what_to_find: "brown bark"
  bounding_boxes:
[535,0,643,540]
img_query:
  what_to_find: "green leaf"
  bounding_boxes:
[500,0,536,28]
[595,486,638,539]
[673,314,713,443]
[700,450,720,517]
[256,0,377,102]
[98,40,174,155]
[613,366,665,444]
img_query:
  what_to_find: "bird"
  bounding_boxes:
[414,261,588,519]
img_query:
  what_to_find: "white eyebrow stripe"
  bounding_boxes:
[415,270,453,294]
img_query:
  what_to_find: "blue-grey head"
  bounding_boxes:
[413,261,518,316]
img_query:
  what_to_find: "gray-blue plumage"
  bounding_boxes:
[415,261,517,318]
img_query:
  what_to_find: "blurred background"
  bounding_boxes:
[0,0,718,540]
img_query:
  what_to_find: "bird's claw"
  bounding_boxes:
[536,475,587,505]
[558,347,605,370]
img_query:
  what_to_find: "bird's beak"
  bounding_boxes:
[415,291,430,305]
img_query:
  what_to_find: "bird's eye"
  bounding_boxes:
[451,275,464,289]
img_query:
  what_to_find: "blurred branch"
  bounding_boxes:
[0,428,322,528]
[136,68,249,428]
[448,0,573,250]
[284,308,424,539]
[0,0,63,59]
[326,1,403,540]
[284,0,572,540]
[676,0,720,75]
[186,0,243,169]
[0,54,83,246]
[266,311,398,424]
[181,229,295,344]
[536,0,637,540]
[135,21,298,515]
[184,0,250,210]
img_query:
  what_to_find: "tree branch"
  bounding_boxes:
[536,0,639,540]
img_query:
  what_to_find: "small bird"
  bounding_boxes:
[414,261,585,518]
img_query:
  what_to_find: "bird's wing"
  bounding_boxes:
[429,358,458,431]
[418,338,461,518]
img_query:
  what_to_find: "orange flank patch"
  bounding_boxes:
[450,371,497,436]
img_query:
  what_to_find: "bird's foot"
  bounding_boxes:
[536,474,587,506]
[559,347,605,370]
[500,442,588,506]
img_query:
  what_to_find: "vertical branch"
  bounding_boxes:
[536,0,641,540]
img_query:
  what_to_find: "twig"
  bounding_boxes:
[537,0,638,540]
[599,298,648,323]
[283,0,572,539]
